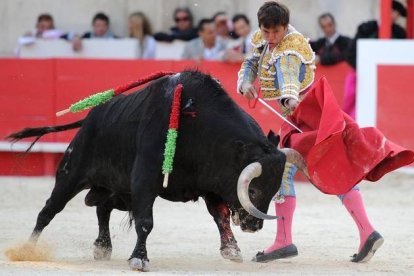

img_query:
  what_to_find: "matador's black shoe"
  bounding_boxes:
[351,231,384,263]
[252,244,298,263]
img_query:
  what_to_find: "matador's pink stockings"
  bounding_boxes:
[264,196,296,254]
[343,189,375,251]
[263,190,375,254]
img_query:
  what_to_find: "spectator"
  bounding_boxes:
[225,14,254,63]
[16,13,63,55]
[310,13,351,65]
[153,7,198,42]
[212,12,237,40]
[182,18,227,61]
[69,12,118,51]
[128,12,156,59]
[391,0,407,36]
[343,0,407,119]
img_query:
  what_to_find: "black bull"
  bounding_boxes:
[8,71,307,271]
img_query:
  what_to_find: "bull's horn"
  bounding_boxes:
[237,162,277,220]
[279,148,310,179]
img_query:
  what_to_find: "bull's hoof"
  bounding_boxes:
[128,257,150,271]
[221,247,243,263]
[93,245,112,260]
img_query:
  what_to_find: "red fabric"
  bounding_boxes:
[280,77,414,195]
[169,84,183,129]
[113,71,175,95]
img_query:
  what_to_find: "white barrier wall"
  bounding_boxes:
[18,39,186,60]
[19,39,139,59]
[155,41,186,60]
[357,40,414,127]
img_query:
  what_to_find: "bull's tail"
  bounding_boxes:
[6,119,84,152]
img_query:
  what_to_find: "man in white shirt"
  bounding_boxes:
[182,18,227,61]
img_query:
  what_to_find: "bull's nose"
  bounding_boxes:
[240,222,262,233]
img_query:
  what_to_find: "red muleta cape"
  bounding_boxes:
[280,77,414,195]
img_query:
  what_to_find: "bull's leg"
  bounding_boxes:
[93,201,113,260]
[93,195,129,261]
[204,193,243,262]
[30,174,86,243]
[127,126,168,271]
[127,173,157,271]
[85,188,113,260]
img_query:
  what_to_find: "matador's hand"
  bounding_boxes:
[240,82,258,100]
[285,99,299,111]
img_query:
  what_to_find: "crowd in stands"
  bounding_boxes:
[17,1,407,64]
[16,8,256,62]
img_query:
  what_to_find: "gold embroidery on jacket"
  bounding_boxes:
[252,29,316,100]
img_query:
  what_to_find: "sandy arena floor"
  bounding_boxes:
[0,172,413,275]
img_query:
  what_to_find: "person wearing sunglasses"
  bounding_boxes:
[154,7,198,42]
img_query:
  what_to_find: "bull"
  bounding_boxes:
[8,70,307,271]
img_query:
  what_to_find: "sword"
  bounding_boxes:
[257,98,303,133]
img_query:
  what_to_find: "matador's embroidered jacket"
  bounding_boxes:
[237,25,316,103]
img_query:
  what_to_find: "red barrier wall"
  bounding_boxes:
[0,59,351,175]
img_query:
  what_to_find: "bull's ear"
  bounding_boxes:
[267,130,280,147]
